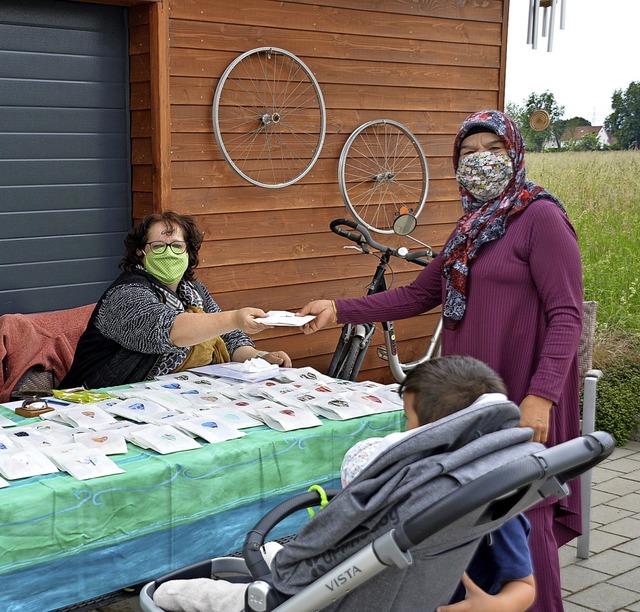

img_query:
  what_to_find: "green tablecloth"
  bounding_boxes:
[0,405,403,611]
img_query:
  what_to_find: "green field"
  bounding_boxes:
[527,151,640,337]
[527,151,640,443]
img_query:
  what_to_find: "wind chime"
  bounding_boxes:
[527,0,567,52]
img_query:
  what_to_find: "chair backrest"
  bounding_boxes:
[579,301,598,378]
[0,304,94,402]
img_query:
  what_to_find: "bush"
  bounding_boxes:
[527,152,640,446]
[592,335,640,446]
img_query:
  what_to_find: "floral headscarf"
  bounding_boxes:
[440,110,566,330]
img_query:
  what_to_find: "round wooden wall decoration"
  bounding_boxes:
[529,109,551,131]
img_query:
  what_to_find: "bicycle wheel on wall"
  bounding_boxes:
[338,119,429,233]
[212,47,326,188]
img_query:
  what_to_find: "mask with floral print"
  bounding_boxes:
[456,151,514,203]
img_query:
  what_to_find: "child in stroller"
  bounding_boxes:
[152,356,535,612]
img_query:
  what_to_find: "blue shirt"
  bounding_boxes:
[450,514,532,602]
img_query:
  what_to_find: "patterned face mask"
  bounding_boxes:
[143,249,189,286]
[455,151,514,203]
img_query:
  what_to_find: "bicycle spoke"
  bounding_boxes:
[339,119,428,233]
[213,47,326,188]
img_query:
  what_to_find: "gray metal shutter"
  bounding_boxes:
[0,0,131,314]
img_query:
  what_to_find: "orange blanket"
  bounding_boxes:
[0,304,94,403]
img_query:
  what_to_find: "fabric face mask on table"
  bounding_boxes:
[456,150,514,203]
[144,250,189,286]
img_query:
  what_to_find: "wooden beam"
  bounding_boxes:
[149,1,172,211]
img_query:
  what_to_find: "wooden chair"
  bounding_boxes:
[576,300,603,559]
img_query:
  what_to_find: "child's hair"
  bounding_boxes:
[397,355,507,426]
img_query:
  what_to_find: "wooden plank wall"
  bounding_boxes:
[132,0,509,383]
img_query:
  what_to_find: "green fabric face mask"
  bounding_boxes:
[143,250,189,286]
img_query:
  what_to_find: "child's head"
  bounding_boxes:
[398,355,506,429]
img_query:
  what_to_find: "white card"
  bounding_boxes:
[127,425,202,454]
[308,396,377,420]
[155,372,234,389]
[191,362,279,383]
[56,405,119,428]
[44,446,125,480]
[103,398,169,423]
[0,447,59,479]
[73,430,128,455]
[255,405,323,432]
[254,311,316,327]
[206,406,264,429]
[274,366,335,384]
[217,398,273,419]
[0,432,22,451]
[117,389,195,411]
[6,422,75,448]
[173,416,246,444]
[255,383,304,404]
[370,383,404,407]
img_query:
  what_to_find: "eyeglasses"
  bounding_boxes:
[145,241,188,255]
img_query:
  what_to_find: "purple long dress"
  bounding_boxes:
[337,197,583,610]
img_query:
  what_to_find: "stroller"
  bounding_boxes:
[140,399,613,612]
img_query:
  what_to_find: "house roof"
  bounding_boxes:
[561,125,602,141]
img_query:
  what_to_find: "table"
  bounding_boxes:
[0,404,403,611]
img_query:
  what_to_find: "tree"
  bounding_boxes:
[508,92,565,152]
[605,81,640,150]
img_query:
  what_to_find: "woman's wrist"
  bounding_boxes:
[330,300,338,324]
[255,350,269,360]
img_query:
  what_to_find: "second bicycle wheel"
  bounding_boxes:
[338,119,429,233]
[212,47,326,188]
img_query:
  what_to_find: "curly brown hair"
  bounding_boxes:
[120,212,204,281]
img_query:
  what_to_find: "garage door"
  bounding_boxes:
[0,0,131,314]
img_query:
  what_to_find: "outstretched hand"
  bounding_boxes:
[297,300,336,334]
[232,307,273,335]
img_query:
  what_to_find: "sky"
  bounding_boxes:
[505,0,640,126]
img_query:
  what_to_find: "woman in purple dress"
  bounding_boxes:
[299,110,583,611]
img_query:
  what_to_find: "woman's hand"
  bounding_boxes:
[231,346,292,368]
[297,300,336,334]
[519,394,553,443]
[231,307,272,335]
[259,351,292,368]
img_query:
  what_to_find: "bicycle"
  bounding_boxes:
[326,217,442,383]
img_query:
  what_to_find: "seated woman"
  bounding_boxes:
[60,211,291,390]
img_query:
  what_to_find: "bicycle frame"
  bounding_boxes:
[326,219,440,382]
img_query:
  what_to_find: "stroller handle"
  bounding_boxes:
[243,489,341,580]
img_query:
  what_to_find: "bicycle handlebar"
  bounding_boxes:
[330,218,436,266]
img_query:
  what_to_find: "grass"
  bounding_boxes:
[527,152,640,336]
[526,151,640,444]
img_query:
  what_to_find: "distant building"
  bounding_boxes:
[559,125,614,148]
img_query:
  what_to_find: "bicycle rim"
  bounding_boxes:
[213,47,326,188]
[338,119,428,233]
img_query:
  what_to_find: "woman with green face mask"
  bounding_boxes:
[61,212,291,390]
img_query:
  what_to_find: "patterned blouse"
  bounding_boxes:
[94,271,254,377]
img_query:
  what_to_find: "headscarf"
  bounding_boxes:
[440,110,566,330]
